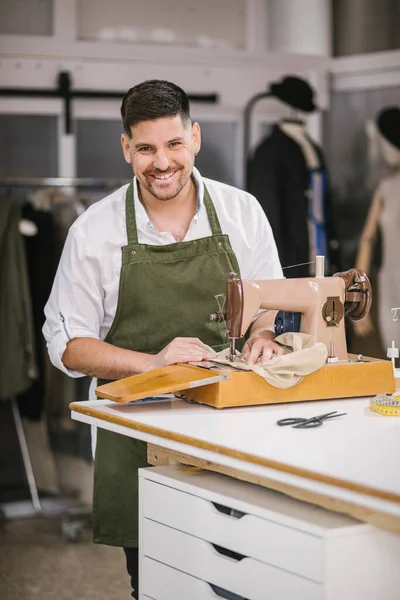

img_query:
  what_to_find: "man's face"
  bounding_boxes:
[121,115,201,201]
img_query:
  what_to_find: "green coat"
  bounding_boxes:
[0,197,37,399]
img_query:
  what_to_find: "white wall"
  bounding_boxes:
[267,0,332,56]
[0,0,331,180]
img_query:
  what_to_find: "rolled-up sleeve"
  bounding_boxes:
[43,224,104,377]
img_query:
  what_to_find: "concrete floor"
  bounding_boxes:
[0,516,132,599]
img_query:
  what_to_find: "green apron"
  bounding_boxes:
[93,180,241,547]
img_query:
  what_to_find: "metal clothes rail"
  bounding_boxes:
[0,176,131,188]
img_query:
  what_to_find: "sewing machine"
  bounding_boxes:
[96,261,395,409]
[217,262,372,362]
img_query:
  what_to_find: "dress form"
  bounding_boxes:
[355,132,400,343]
[279,121,319,169]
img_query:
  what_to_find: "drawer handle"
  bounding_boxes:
[212,502,246,519]
[211,543,245,562]
[209,582,249,600]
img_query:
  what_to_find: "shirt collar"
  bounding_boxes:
[132,166,204,230]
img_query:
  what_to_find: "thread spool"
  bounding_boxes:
[315,255,325,278]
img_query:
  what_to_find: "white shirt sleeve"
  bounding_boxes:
[42,224,104,377]
[249,197,284,280]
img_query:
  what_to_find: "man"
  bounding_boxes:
[43,79,284,598]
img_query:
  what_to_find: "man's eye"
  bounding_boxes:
[169,141,181,147]
[139,146,151,152]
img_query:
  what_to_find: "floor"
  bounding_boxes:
[0,515,132,600]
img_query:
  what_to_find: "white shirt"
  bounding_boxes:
[43,167,283,379]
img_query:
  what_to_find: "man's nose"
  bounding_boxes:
[153,150,170,171]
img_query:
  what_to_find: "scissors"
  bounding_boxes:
[277,410,347,429]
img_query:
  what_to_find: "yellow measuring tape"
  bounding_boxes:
[369,394,400,416]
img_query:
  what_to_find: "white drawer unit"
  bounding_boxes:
[139,466,400,600]
[143,519,321,600]
[141,476,323,581]
[143,556,289,600]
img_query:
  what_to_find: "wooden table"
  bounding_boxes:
[70,395,400,534]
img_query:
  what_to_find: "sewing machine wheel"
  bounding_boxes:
[332,268,372,321]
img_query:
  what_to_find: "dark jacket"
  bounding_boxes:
[247,125,339,278]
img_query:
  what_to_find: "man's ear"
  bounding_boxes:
[121,133,132,164]
[192,122,201,154]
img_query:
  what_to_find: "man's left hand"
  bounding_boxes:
[242,333,286,365]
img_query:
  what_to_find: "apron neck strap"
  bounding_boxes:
[125,178,223,244]
[125,181,138,245]
[203,183,222,235]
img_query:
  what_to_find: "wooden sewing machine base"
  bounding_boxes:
[178,356,395,408]
[96,355,395,409]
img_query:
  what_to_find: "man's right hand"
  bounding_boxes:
[145,337,215,371]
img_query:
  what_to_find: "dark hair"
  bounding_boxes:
[121,79,191,136]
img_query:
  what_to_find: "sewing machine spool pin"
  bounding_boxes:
[327,340,339,363]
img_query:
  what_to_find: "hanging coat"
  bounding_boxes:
[247,124,339,278]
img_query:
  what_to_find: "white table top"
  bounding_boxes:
[71,396,400,524]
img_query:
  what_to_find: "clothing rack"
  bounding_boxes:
[0,396,90,541]
[243,90,272,188]
[0,181,95,540]
[0,176,130,188]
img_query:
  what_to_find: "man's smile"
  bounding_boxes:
[150,170,179,183]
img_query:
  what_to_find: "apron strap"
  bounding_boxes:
[125,179,223,244]
[125,182,138,245]
[203,184,223,236]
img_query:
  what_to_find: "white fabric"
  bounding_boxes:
[43,167,283,383]
[209,332,328,388]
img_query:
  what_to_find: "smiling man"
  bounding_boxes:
[43,79,283,598]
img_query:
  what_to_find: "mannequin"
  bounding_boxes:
[354,106,400,348]
[247,76,339,277]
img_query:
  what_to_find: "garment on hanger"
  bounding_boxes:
[247,124,339,277]
[377,170,400,349]
[17,202,57,420]
[309,168,328,259]
[7,185,92,459]
[29,188,93,460]
[0,197,37,399]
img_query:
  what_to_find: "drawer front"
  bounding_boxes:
[142,519,322,600]
[143,557,245,600]
[142,479,323,581]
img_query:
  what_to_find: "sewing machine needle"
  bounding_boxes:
[229,338,236,362]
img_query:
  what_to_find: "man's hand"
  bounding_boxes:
[242,331,286,365]
[145,337,214,371]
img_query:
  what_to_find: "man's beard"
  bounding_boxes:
[141,166,192,201]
